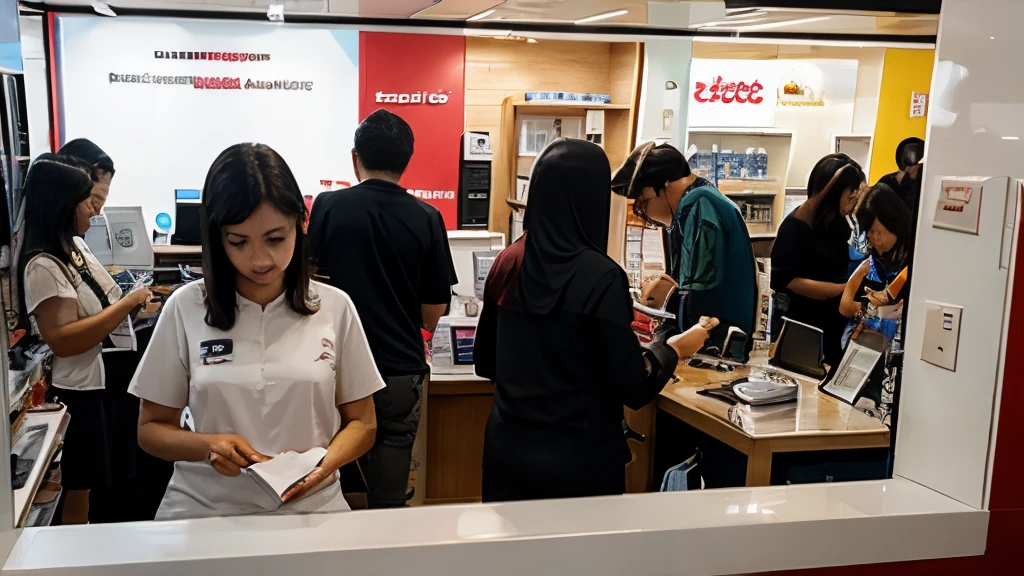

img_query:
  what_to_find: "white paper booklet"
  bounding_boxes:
[244,447,328,505]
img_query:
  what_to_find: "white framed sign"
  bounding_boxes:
[932,176,1001,235]
[688,59,779,128]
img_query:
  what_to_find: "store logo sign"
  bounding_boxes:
[375,90,451,105]
[693,76,765,104]
[408,189,455,200]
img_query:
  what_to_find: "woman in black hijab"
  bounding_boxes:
[474,139,716,502]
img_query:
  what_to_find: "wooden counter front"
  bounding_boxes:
[424,373,494,504]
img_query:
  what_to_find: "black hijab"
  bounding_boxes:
[518,138,618,315]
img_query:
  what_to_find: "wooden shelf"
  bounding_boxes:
[689,128,794,137]
[513,100,631,110]
[725,192,777,199]
[505,197,527,211]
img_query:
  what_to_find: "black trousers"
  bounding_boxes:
[359,373,425,509]
[482,411,626,503]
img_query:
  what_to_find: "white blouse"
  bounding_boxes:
[23,237,123,391]
[128,281,385,520]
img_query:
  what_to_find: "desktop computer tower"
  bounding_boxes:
[458,162,490,229]
[459,132,492,229]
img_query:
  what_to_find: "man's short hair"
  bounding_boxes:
[354,109,415,177]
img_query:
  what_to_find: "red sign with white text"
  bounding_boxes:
[359,32,466,229]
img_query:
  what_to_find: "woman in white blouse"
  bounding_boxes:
[130,143,383,520]
[19,156,152,524]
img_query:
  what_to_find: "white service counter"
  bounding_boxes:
[2,478,985,575]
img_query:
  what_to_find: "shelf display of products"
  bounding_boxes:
[689,148,770,185]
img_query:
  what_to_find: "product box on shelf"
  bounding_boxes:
[690,151,717,184]
[716,152,745,182]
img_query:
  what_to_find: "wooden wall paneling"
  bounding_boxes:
[609,42,639,106]
[490,96,517,240]
[465,38,612,93]
[466,37,616,236]
[424,392,495,503]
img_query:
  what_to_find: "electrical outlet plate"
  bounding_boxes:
[921,301,963,372]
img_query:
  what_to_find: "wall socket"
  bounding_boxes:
[921,301,963,372]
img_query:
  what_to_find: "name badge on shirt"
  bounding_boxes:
[200,339,233,365]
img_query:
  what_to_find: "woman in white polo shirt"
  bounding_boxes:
[130,143,383,520]
[19,156,152,524]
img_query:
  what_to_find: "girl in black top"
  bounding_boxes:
[474,139,716,502]
[771,154,865,369]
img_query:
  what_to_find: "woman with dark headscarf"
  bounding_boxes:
[474,139,716,502]
[59,139,115,214]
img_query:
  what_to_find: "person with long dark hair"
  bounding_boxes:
[59,138,115,214]
[129,144,383,520]
[839,184,913,342]
[18,156,152,524]
[770,153,865,368]
[474,139,716,502]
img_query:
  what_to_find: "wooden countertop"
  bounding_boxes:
[658,353,889,449]
[428,371,492,395]
[152,245,202,254]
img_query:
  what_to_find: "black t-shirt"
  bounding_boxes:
[308,179,457,377]
[770,212,851,367]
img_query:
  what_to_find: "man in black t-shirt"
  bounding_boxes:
[308,110,457,508]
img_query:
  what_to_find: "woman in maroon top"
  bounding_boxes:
[474,139,715,502]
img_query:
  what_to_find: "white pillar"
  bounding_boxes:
[895,0,1022,509]
[636,39,692,149]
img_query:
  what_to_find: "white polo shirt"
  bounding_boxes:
[23,237,122,391]
[129,280,385,520]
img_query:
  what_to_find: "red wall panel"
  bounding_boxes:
[358,32,466,230]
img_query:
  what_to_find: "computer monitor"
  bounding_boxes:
[172,189,202,246]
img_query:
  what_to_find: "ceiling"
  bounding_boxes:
[21,0,940,38]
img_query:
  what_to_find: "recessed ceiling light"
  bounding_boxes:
[1002,136,1019,140]
[732,16,831,32]
[575,9,628,25]
[467,8,496,22]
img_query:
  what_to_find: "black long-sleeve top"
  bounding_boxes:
[474,238,677,442]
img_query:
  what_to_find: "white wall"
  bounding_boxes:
[17,16,48,160]
[894,0,1022,509]
[55,16,360,234]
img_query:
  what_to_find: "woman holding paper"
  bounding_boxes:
[130,144,383,520]
[18,156,152,524]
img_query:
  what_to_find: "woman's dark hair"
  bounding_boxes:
[16,156,95,331]
[19,155,94,267]
[58,138,115,181]
[200,143,317,330]
[611,142,691,199]
[857,183,913,269]
[806,153,865,231]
